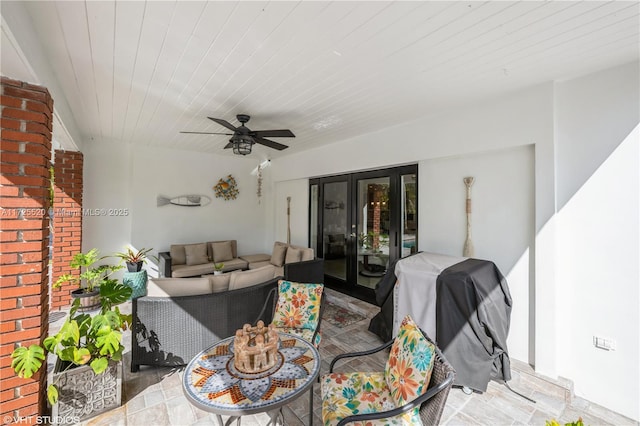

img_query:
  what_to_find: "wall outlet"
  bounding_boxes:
[593,336,616,351]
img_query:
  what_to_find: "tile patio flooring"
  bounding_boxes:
[48,288,637,426]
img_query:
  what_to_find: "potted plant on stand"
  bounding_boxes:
[11,274,132,422]
[213,262,224,275]
[55,248,124,311]
[113,247,154,272]
[114,247,156,299]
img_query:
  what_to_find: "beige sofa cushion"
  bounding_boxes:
[248,260,271,270]
[228,265,276,291]
[185,243,208,265]
[285,247,302,264]
[239,253,271,264]
[219,258,248,272]
[147,277,211,297]
[172,263,215,278]
[270,242,288,267]
[211,241,234,263]
[293,245,314,261]
[206,273,231,293]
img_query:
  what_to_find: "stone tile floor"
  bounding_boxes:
[49,289,637,426]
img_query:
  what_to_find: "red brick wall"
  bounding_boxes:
[0,77,53,421]
[51,150,83,310]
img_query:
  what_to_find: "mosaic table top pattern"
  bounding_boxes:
[183,332,320,415]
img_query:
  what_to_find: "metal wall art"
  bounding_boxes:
[214,175,239,200]
[157,194,212,207]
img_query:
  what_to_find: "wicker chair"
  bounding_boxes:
[322,328,455,425]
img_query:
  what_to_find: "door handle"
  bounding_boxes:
[349,233,357,238]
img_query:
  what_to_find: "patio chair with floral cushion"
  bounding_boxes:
[256,279,325,347]
[321,315,455,425]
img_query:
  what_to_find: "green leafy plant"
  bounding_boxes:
[546,418,585,426]
[113,246,155,265]
[11,280,132,405]
[54,248,123,293]
[214,262,224,271]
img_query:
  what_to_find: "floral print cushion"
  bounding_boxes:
[321,372,422,426]
[272,280,323,331]
[384,315,436,409]
[276,327,321,347]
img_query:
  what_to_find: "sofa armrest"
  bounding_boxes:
[284,258,324,283]
[159,252,172,277]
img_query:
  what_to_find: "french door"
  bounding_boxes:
[309,165,418,303]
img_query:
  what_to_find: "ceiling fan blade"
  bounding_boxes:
[180,131,234,135]
[208,117,237,132]
[223,142,234,149]
[254,136,288,151]
[252,129,295,138]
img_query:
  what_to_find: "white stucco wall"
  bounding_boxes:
[554,62,639,420]
[419,145,535,363]
[83,142,273,273]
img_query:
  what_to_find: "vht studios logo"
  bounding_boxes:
[3,415,80,425]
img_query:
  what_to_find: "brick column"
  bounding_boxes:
[51,150,83,310]
[0,77,53,420]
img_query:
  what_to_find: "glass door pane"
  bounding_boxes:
[401,173,418,257]
[356,177,390,289]
[322,181,348,282]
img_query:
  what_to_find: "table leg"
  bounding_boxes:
[266,409,283,425]
[219,415,240,426]
[309,385,314,426]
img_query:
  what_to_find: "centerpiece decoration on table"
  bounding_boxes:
[213,174,239,200]
[233,321,280,374]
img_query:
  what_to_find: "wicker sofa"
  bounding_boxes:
[131,258,324,372]
[159,240,314,278]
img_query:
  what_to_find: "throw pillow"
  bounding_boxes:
[207,273,231,293]
[170,245,187,266]
[185,243,208,266]
[384,315,435,408]
[272,280,323,331]
[284,247,302,264]
[212,241,234,263]
[270,242,288,267]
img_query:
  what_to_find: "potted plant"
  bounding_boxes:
[55,248,124,311]
[113,247,154,272]
[11,279,132,421]
[213,262,224,275]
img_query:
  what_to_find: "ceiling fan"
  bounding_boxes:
[180,114,295,155]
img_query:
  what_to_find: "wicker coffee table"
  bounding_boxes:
[182,332,320,426]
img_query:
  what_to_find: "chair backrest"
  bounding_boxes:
[264,280,325,347]
[283,258,324,283]
[272,280,323,329]
[419,334,456,425]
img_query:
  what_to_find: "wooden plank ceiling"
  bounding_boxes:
[4,1,639,157]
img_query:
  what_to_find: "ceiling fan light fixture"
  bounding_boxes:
[231,134,253,155]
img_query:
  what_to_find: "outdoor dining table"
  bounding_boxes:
[182,331,320,426]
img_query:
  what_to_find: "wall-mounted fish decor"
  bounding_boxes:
[157,195,212,207]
